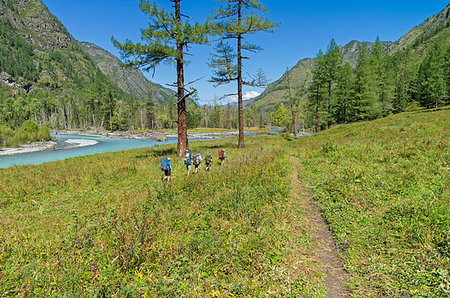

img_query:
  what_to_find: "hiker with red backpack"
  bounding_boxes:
[161,157,172,182]
[193,152,202,173]
[218,148,226,165]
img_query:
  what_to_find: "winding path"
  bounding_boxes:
[291,157,349,297]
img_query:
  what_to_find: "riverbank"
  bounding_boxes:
[0,140,57,156]
[0,138,100,157]
[51,129,265,140]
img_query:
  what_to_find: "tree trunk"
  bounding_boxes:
[315,85,320,133]
[175,0,188,157]
[91,99,96,128]
[291,107,296,136]
[237,0,244,148]
[328,81,332,129]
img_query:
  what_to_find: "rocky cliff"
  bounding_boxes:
[0,0,72,50]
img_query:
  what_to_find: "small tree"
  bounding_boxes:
[283,68,308,136]
[113,0,209,157]
[271,103,290,128]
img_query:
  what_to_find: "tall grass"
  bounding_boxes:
[0,108,448,296]
[292,108,449,296]
[0,138,320,296]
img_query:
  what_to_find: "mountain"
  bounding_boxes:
[0,0,104,92]
[80,42,175,104]
[0,0,148,131]
[252,4,450,113]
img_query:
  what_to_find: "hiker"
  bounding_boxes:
[184,149,192,176]
[193,152,202,173]
[161,157,172,182]
[204,154,213,171]
[218,148,226,165]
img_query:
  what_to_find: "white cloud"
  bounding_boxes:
[243,91,261,100]
[222,91,260,104]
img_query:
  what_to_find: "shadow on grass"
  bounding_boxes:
[145,147,177,157]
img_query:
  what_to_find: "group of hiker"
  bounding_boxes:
[160,148,226,182]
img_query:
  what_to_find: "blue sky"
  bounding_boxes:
[42,0,448,105]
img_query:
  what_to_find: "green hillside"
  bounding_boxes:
[389,3,450,54]
[0,108,448,296]
[80,42,175,104]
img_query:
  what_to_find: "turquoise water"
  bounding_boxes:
[0,134,178,169]
[0,131,270,169]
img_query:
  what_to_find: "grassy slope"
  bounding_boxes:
[408,27,450,68]
[0,108,448,296]
[295,107,449,296]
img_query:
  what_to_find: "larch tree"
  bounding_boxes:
[391,49,411,113]
[284,68,308,136]
[334,62,354,123]
[370,36,393,117]
[209,0,278,148]
[321,38,343,129]
[354,43,374,120]
[113,0,209,157]
[308,50,326,132]
[417,39,447,108]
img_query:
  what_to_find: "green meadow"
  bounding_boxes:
[0,108,449,296]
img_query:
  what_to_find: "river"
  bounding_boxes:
[0,134,179,169]
[0,129,289,169]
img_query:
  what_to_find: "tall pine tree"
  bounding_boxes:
[370,36,393,117]
[209,0,278,148]
[113,0,209,157]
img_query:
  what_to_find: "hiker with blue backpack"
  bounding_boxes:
[184,149,192,176]
[161,157,172,182]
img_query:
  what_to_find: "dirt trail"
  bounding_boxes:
[291,157,349,297]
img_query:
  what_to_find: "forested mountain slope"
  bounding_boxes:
[252,3,450,114]
[0,0,152,131]
[80,42,175,104]
[251,41,392,112]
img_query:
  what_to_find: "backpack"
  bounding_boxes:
[161,158,168,171]
[205,155,212,164]
[218,149,224,159]
[184,153,192,165]
[193,153,201,165]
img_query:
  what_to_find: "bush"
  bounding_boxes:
[0,121,51,147]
